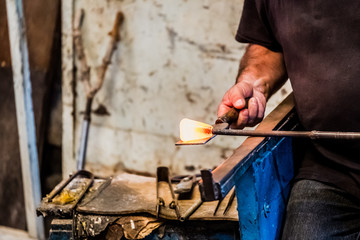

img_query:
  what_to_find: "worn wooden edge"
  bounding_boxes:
[212,93,295,183]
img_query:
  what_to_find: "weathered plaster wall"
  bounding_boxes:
[63,0,292,177]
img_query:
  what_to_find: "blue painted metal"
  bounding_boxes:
[235,136,294,240]
[199,98,297,202]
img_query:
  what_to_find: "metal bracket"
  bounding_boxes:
[199,170,222,201]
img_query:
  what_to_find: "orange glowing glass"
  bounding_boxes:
[179,118,213,142]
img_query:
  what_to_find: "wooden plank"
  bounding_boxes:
[62,0,76,177]
[5,0,44,238]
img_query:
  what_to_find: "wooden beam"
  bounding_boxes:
[62,0,76,177]
[5,0,44,238]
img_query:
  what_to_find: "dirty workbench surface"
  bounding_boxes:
[76,172,238,221]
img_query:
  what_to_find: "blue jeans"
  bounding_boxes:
[281,180,360,240]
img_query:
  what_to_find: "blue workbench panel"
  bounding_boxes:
[235,137,294,240]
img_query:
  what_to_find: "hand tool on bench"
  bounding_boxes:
[156,167,181,219]
[174,175,196,194]
[175,99,360,146]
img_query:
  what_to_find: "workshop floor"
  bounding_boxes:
[0,226,35,240]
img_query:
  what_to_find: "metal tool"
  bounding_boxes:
[156,167,181,219]
[174,175,195,194]
[180,199,203,222]
[212,129,360,140]
[176,98,360,145]
[176,98,248,146]
[76,98,93,170]
[75,11,124,170]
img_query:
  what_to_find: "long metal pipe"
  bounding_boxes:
[213,129,360,140]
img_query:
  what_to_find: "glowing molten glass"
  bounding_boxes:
[179,118,213,142]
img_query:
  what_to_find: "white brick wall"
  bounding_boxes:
[63,0,292,177]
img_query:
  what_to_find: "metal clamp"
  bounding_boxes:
[156,167,181,219]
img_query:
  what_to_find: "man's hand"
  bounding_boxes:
[217,44,287,129]
[218,78,267,128]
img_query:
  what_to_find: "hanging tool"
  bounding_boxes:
[176,99,360,145]
[74,10,124,170]
[156,167,181,219]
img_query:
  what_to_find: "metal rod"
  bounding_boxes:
[76,97,93,170]
[213,129,360,140]
[180,199,203,222]
[77,119,90,170]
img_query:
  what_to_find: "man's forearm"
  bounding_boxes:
[218,44,288,127]
[237,44,288,99]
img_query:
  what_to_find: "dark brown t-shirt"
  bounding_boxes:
[236,0,360,198]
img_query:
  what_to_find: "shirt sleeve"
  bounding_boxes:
[236,0,282,52]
